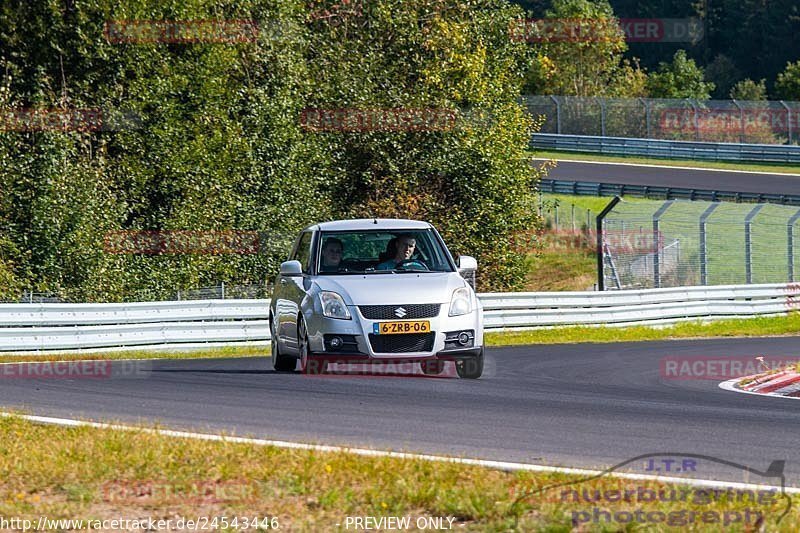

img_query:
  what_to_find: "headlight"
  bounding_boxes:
[448,287,472,316]
[320,291,351,319]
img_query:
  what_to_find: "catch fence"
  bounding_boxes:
[522,96,800,145]
[601,198,800,290]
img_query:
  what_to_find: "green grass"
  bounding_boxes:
[0,414,796,531]
[0,345,267,363]
[533,149,800,175]
[487,313,800,346]
[523,248,596,291]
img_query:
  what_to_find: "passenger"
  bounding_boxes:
[320,238,344,272]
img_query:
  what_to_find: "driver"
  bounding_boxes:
[377,233,426,270]
[320,237,344,272]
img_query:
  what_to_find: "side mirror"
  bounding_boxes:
[457,255,478,271]
[457,255,477,289]
[280,260,303,276]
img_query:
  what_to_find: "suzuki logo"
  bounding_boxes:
[394,307,407,318]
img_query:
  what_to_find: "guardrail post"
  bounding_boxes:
[789,209,800,281]
[652,200,674,288]
[780,101,792,145]
[597,196,621,291]
[550,95,561,134]
[699,202,720,285]
[744,204,765,284]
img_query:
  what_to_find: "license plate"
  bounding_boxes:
[373,321,430,335]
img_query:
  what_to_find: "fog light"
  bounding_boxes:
[330,336,343,349]
[458,332,471,346]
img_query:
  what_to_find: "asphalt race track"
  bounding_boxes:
[2,337,800,486]
[536,159,800,197]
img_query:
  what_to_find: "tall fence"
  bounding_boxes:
[522,96,800,145]
[601,198,800,290]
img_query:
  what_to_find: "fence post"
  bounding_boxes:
[554,204,559,229]
[571,204,576,231]
[653,200,674,288]
[731,99,744,143]
[597,197,621,291]
[789,209,800,282]
[597,97,606,137]
[688,99,699,141]
[699,202,720,285]
[780,101,792,145]
[744,204,765,284]
[550,95,562,134]
[639,98,651,138]
[221,281,225,300]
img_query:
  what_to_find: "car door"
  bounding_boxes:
[277,230,314,354]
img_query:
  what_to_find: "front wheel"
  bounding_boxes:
[298,317,327,375]
[455,348,484,379]
[271,316,296,372]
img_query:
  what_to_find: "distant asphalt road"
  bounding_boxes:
[2,338,800,486]
[536,159,800,197]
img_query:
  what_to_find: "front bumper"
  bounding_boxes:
[305,303,483,361]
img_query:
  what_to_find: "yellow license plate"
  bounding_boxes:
[373,320,430,335]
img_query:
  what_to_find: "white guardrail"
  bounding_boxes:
[1,283,799,352]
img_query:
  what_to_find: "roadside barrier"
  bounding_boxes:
[0,283,796,351]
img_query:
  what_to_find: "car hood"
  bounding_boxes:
[314,272,466,305]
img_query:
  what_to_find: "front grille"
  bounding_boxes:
[368,333,435,353]
[359,304,440,320]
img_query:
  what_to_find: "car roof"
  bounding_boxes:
[307,219,434,232]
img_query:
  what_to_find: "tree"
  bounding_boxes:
[730,79,767,101]
[776,61,800,100]
[646,50,715,100]
[520,0,648,97]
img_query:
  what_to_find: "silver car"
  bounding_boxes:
[269,219,484,378]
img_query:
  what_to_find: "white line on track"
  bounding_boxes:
[2,411,797,493]
[531,157,800,177]
[719,378,800,400]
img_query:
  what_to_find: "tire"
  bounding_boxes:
[271,315,296,372]
[456,348,484,379]
[420,360,445,375]
[298,317,327,375]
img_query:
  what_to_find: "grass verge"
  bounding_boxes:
[486,313,800,346]
[0,345,267,363]
[0,414,795,531]
[533,150,800,175]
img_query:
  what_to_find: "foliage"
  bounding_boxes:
[0,0,540,299]
[646,50,715,100]
[730,78,767,100]
[776,61,800,100]
[522,0,646,97]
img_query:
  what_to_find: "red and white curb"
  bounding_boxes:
[719,369,800,400]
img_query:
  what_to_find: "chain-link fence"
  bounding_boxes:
[602,198,800,289]
[522,96,800,145]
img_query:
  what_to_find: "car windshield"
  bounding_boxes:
[317,229,455,274]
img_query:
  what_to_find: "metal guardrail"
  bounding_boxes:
[540,179,800,206]
[532,133,800,163]
[0,284,797,352]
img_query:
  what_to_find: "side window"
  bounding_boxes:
[292,232,313,273]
